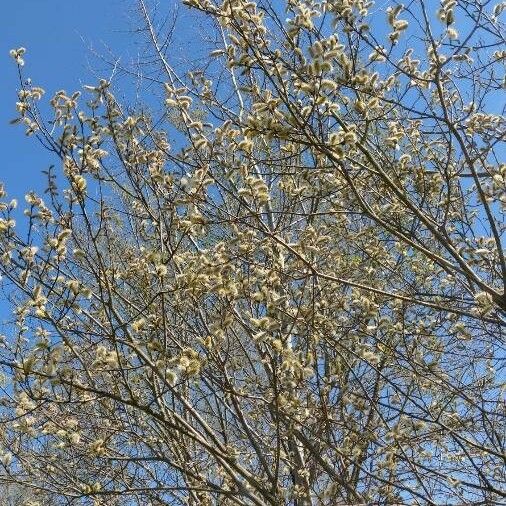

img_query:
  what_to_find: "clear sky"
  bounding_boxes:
[1,0,136,200]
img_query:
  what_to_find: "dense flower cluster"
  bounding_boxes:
[0,1,505,505]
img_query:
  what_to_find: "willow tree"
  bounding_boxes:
[1,0,505,504]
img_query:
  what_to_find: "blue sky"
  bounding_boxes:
[1,0,135,200]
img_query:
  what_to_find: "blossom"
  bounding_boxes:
[9,46,26,66]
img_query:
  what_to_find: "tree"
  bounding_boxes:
[0,482,51,506]
[1,0,505,504]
